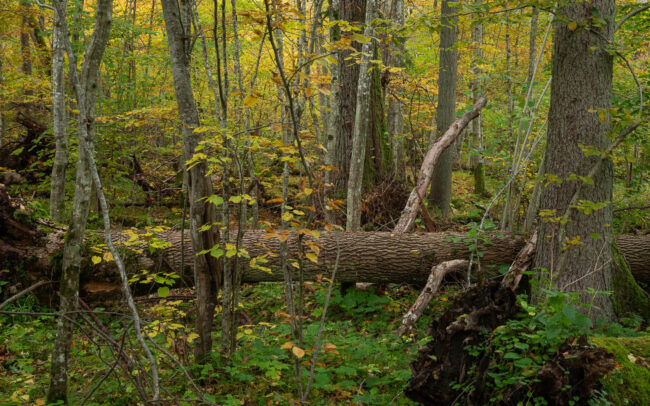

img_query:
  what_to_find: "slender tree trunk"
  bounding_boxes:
[47,0,113,403]
[534,0,616,321]
[20,1,32,76]
[50,0,69,222]
[161,0,221,362]
[428,0,458,217]
[323,0,341,223]
[470,4,487,197]
[387,0,405,181]
[346,0,376,231]
[527,7,539,85]
[524,151,545,232]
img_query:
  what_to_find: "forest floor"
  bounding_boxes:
[1,170,649,405]
[1,281,456,405]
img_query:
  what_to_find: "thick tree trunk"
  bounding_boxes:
[68,231,650,289]
[428,0,458,217]
[50,0,68,222]
[47,0,113,403]
[535,0,616,320]
[161,0,221,362]
[334,0,366,192]
[346,0,377,230]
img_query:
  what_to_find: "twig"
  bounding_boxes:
[302,237,342,402]
[0,280,51,310]
[80,322,133,406]
[615,4,650,32]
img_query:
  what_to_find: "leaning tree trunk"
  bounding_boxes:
[47,0,113,403]
[534,0,616,321]
[428,0,458,217]
[160,0,221,362]
[50,0,68,222]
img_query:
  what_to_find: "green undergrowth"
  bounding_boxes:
[0,282,460,405]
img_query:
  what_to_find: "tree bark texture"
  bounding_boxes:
[50,0,68,222]
[534,0,616,320]
[47,0,113,403]
[334,0,366,192]
[346,0,377,231]
[73,231,650,289]
[428,0,458,217]
[161,0,221,362]
[394,97,487,233]
[469,4,488,197]
[396,259,468,336]
[387,0,405,181]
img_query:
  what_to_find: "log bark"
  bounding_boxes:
[2,222,649,297]
[78,230,650,289]
[394,97,487,233]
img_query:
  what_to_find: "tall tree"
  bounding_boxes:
[534,0,616,320]
[469,2,487,197]
[50,0,68,222]
[387,0,405,181]
[161,0,222,362]
[428,0,458,217]
[334,0,366,193]
[346,0,377,230]
[47,0,113,402]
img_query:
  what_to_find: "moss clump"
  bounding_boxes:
[611,244,650,322]
[592,335,650,406]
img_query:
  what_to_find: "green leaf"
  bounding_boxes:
[157,286,170,297]
[208,195,224,206]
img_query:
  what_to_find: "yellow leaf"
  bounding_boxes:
[243,95,260,107]
[280,341,295,349]
[567,21,577,31]
[292,346,305,358]
[187,333,199,343]
[304,188,313,196]
[305,253,318,264]
[103,252,114,262]
[92,256,102,265]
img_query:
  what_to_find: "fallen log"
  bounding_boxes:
[86,230,650,288]
[2,219,649,298]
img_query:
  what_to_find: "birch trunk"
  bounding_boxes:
[47,0,113,403]
[50,0,68,222]
[428,0,458,217]
[346,0,376,231]
[161,0,221,362]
